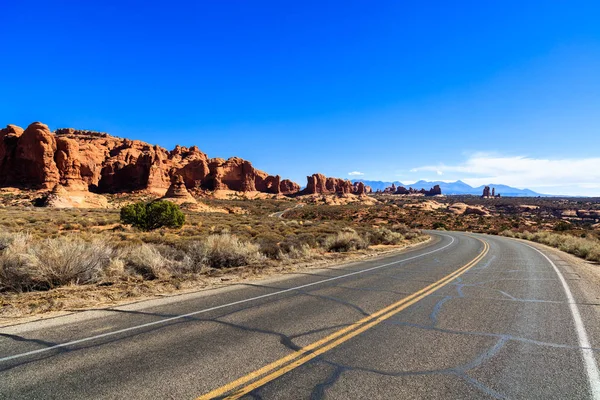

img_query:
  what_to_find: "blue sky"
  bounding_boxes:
[2,1,600,195]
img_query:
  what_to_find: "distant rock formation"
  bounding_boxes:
[482,186,500,198]
[302,173,352,195]
[380,183,441,196]
[0,122,300,197]
[352,181,370,195]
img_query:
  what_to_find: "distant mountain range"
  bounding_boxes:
[352,179,546,197]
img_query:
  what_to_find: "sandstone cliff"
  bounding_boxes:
[0,122,300,196]
[302,173,370,196]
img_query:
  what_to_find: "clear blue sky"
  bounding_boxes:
[2,1,600,195]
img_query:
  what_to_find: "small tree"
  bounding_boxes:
[120,200,185,231]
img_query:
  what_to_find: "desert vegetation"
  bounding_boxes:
[500,230,600,262]
[0,198,427,317]
[120,200,186,230]
[2,192,599,319]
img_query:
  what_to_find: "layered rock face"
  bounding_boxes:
[301,174,373,196]
[302,173,366,195]
[163,175,197,204]
[0,122,299,196]
[0,122,59,189]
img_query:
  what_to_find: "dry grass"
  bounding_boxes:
[0,201,428,297]
[202,234,262,269]
[324,229,369,252]
[501,230,600,262]
[0,234,113,291]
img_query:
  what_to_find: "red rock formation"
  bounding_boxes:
[163,174,197,204]
[0,122,300,196]
[0,122,60,189]
[352,181,369,195]
[256,174,299,195]
[280,179,300,194]
[302,174,355,195]
[305,173,327,194]
[428,185,442,196]
[482,186,491,198]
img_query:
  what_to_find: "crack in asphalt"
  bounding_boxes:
[309,364,346,400]
[291,251,596,400]
[302,336,510,400]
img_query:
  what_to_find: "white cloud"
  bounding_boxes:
[411,153,600,195]
[348,171,365,176]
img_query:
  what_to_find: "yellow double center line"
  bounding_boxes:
[199,238,489,399]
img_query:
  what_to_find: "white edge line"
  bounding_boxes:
[521,242,600,400]
[0,234,458,363]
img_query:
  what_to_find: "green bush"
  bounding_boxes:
[120,200,185,231]
[554,221,571,232]
[432,222,447,230]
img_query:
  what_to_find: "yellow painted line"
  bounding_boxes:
[198,238,489,400]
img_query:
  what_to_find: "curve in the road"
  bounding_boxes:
[522,241,600,400]
[198,238,489,399]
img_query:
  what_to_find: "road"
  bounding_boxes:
[269,203,304,219]
[1,231,600,399]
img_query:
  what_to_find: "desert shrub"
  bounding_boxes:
[554,221,572,232]
[120,200,185,231]
[0,234,113,291]
[0,233,37,291]
[181,241,208,273]
[203,234,261,268]
[30,237,113,287]
[280,233,318,253]
[501,230,600,262]
[0,233,11,251]
[255,233,284,260]
[404,230,422,240]
[324,230,368,252]
[432,222,447,230]
[122,243,169,280]
[369,227,404,245]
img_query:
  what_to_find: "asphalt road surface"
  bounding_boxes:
[2,231,600,399]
